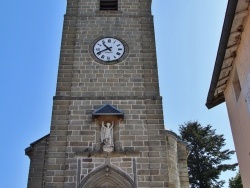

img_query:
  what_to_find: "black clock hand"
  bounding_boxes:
[102,43,112,51]
[97,47,112,55]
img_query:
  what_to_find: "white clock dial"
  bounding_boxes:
[93,37,125,63]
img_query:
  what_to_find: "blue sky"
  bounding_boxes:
[0,0,237,187]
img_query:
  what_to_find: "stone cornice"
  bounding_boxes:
[75,151,140,158]
[53,96,162,101]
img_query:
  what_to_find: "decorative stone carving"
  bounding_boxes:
[101,121,114,152]
[92,104,124,152]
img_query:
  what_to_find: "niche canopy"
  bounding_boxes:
[92,104,124,122]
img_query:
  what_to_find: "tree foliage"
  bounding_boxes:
[179,121,238,188]
[229,172,243,188]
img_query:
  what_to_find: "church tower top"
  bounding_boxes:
[66,0,152,16]
[56,0,160,99]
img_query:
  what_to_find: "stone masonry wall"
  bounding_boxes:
[61,99,167,187]
[166,133,180,188]
[56,0,159,98]
[26,136,49,188]
[177,141,189,188]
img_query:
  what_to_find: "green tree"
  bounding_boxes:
[179,121,238,188]
[229,172,243,188]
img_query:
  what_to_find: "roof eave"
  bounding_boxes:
[206,0,238,109]
[25,134,50,156]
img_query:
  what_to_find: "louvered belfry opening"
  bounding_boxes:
[100,0,118,10]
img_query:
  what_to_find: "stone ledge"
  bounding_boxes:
[53,96,162,101]
[65,13,153,18]
[75,151,140,158]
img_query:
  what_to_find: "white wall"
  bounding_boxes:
[224,10,250,187]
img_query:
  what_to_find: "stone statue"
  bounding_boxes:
[101,121,114,151]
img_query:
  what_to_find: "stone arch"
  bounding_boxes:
[79,165,135,188]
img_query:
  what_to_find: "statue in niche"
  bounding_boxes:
[101,121,114,152]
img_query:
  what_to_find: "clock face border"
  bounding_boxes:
[89,36,129,65]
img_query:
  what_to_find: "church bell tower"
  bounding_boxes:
[25,1,189,187]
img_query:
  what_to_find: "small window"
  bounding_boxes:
[233,70,241,101]
[100,0,118,10]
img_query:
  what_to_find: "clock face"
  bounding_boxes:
[93,37,125,63]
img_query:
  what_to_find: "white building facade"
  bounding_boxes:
[206,0,250,187]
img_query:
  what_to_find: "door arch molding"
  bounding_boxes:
[79,165,135,188]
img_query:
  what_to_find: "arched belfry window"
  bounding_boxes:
[100,0,118,10]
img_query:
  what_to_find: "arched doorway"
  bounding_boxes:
[79,165,135,188]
